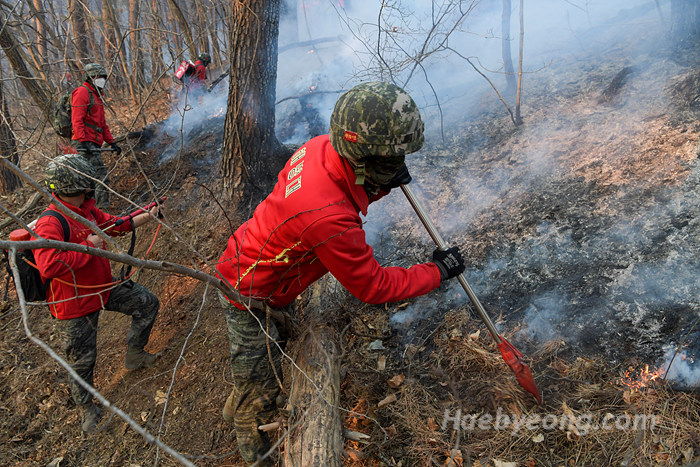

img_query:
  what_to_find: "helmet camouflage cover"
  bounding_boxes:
[45,154,96,195]
[83,63,107,80]
[329,81,424,185]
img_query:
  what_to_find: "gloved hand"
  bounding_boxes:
[432,246,466,281]
[380,163,412,191]
[111,143,122,155]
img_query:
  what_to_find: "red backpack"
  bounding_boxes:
[174,60,196,81]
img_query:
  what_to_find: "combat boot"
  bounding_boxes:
[124,345,159,370]
[222,387,236,422]
[81,401,103,433]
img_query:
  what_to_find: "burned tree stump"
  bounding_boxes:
[284,282,343,466]
[284,323,343,466]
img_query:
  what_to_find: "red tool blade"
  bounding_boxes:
[498,337,542,404]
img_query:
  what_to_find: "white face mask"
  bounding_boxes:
[93,78,106,89]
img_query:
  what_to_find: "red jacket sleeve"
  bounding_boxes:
[71,86,89,142]
[102,124,114,145]
[91,208,135,236]
[308,215,441,304]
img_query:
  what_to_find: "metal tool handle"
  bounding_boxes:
[400,184,502,342]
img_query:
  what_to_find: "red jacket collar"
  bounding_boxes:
[326,143,370,216]
[51,193,97,216]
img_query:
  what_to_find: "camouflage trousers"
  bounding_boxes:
[219,292,283,465]
[57,280,159,406]
[71,140,110,210]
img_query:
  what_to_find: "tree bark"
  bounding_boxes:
[501,0,516,98]
[285,323,343,466]
[221,0,288,205]
[166,0,197,59]
[68,0,89,62]
[32,0,47,72]
[0,12,51,116]
[514,0,524,126]
[129,0,145,90]
[103,0,137,102]
[0,65,21,194]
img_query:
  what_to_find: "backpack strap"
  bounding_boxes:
[39,210,70,242]
[81,85,104,134]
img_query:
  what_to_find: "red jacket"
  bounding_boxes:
[185,60,207,91]
[193,60,207,82]
[33,196,134,319]
[216,135,441,309]
[71,82,114,146]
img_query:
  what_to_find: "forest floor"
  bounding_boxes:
[2,31,700,467]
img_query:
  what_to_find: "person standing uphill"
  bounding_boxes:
[215,81,466,465]
[34,154,161,433]
[71,63,121,210]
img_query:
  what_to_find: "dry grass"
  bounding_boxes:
[339,309,700,466]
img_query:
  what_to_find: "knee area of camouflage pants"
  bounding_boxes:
[58,311,100,406]
[219,292,282,465]
[105,280,159,349]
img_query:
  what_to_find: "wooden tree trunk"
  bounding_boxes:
[0,65,21,194]
[514,0,524,126]
[501,0,516,98]
[32,0,47,73]
[208,4,222,68]
[149,0,166,85]
[103,0,137,102]
[129,0,145,91]
[0,12,50,114]
[166,0,197,59]
[221,0,288,206]
[102,1,117,67]
[68,0,89,62]
[284,281,344,466]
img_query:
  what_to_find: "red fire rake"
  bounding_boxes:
[401,185,542,404]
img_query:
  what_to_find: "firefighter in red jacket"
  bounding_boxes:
[34,154,160,434]
[71,63,121,210]
[183,52,211,97]
[215,81,466,465]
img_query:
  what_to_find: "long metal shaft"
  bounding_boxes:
[400,184,501,342]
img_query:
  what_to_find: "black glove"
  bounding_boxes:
[432,246,466,281]
[380,163,412,191]
[111,143,122,155]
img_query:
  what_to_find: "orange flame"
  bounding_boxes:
[620,364,665,390]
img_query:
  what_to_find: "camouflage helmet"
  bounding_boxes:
[197,52,211,66]
[329,81,424,185]
[45,154,96,195]
[83,63,107,80]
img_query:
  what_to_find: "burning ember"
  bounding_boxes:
[621,364,665,390]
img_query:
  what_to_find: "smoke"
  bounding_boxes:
[660,346,700,388]
[157,89,229,161]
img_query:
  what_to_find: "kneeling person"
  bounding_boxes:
[34,154,161,433]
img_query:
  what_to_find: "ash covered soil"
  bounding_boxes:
[2,22,700,467]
